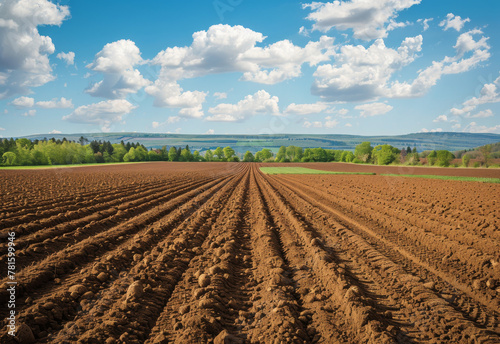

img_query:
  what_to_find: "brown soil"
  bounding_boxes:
[0,162,499,343]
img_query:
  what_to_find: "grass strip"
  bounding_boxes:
[260,167,375,175]
[380,174,500,184]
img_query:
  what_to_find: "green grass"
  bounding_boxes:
[260,167,375,175]
[381,174,500,183]
[0,161,149,170]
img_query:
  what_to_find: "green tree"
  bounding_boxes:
[243,151,255,162]
[2,152,16,165]
[479,144,492,166]
[205,149,213,161]
[180,148,193,162]
[257,148,273,161]
[148,150,162,161]
[354,142,373,163]
[168,147,178,161]
[193,150,204,162]
[372,145,400,165]
[275,146,286,162]
[462,154,471,167]
[436,150,454,167]
[123,147,136,162]
[214,147,224,161]
[223,146,235,161]
[427,150,437,166]
[111,144,127,162]
[293,146,303,162]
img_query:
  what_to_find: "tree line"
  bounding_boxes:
[0,137,492,167]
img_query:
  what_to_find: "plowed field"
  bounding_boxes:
[1,162,499,344]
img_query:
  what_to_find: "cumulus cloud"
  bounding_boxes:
[206,90,280,122]
[36,97,73,109]
[0,0,70,99]
[205,129,215,134]
[213,92,227,100]
[466,109,493,118]
[388,31,490,98]
[355,102,393,117]
[462,122,500,134]
[450,76,500,116]
[49,129,61,134]
[417,18,433,31]
[303,0,421,40]
[145,81,207,118]
[86,39,150,99]
[433,114,447,122]
[10,96,34,108]
[439,13,469,32]
[420,128,443,133]
[149,24,335,86]
[284,102,333,115]
[303,116,339,129]
[151,116,180,129]
[312,36,422,101]
[21,109,36,117]
[10,96,73,109]
[63,99,137,132]
[56,51,75,65]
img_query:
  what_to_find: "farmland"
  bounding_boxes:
[0,162,499,344]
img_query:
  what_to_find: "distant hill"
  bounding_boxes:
[19,132,500,155]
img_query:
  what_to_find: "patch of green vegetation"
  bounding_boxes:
[381,174,500,183]
[260,167,375,175]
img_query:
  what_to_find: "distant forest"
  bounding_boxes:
[1,136,498,168]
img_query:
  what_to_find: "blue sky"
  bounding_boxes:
[0,0,499,137]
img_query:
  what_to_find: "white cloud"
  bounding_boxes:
[284,102,333,115]
[167,116,180,124]
[303,116,339,129]
[345,123,353,127]
[324,118,339,128]
[56,51,75,65]
[49,129,61,134]
[151,116,181,129]
[463,122,500,134]
[206,90,280,122]
[0,0,70,99]
[454,29,489,58]
[312,36,422,101]
[36,97,73,109]
[466,109,493,118]
[452,123,461,130]
[21,109,36,117]
[417,18,433,31]
[63,99,137,132]
[355,102,393,117]
[86,39,150,99]
[388,31,490,98]
[10,96,34,108]
[0,127,5,131]
[420,128,443,133]
[303,0,421,40]
[145,81,207,117]
[149,24,335,86]
[439,13,469,32]
[213,92,227,100]
[433,114,447,122]
[205,129,215,134]
[450,76,500,115]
